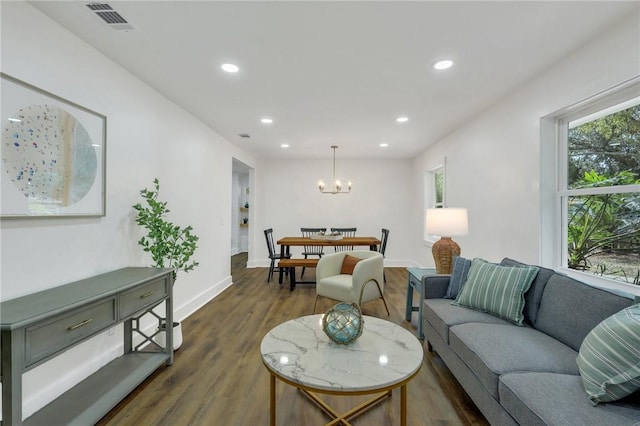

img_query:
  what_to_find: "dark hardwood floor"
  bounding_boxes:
[96,253,488,425]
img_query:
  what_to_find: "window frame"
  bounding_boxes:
[423,159,446,245]
[541,77,640,295]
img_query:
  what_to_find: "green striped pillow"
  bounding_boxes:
[576,304,640,406]
[452,258,538,326]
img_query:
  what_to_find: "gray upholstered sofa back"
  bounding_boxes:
[534,274,634,351]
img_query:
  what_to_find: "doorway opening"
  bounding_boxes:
[231,158,253,275]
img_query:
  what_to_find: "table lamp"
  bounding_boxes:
[425,208,469,274]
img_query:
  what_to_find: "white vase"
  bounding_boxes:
[156,321,183,351]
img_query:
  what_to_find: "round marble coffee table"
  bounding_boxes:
[260,314,423,426]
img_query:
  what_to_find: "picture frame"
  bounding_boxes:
[1,73,106,218]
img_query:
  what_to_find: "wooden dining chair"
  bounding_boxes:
[300,227,326,278]
[379,228,389,282]
[330,227,357,252]
[264,228,290,282]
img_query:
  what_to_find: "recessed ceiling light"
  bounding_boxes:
[281,144,290,148]
[396,117,409,123]
[221,63,239,73]
[261,118,273,124]
[434,60,453,70]
[380,143,389,148]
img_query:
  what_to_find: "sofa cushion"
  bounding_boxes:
[445,255,472,299]
[450,323,580,399]
[500,258,555,326]
[535,274,634,351]
[577,304,640,406]
[423,298,512,344]
[499,372,640,426]
[453,258,539,325]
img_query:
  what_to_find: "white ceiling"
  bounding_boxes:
[30,1,638,160]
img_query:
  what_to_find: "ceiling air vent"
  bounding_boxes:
[238,134,251,139]
[86,3,135,31]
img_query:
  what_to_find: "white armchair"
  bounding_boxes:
[313,250,389,315]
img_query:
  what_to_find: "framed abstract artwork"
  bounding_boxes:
[1,73,106,218]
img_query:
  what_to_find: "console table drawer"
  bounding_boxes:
[119,277,168,318]
[25,298,117,367]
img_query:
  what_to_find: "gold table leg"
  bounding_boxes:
[270,373,276,426]
[401,383,407,426]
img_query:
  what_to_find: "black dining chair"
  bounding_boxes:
[379,228,389,282]
[300,227,326,278]
[264,228,290,282]
[330,227,357,252]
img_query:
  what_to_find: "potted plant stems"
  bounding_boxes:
[133,178,199,350]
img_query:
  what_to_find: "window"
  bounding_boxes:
[424,162,446,243]
[552,84,640,289]
[433,168,444,209]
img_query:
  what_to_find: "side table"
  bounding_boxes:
[405,267,436,339]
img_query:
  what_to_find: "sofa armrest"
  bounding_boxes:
[423,275,450,299]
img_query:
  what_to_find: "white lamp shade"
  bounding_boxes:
[426,208,469,237]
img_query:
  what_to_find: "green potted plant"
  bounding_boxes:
[133,178,199,350]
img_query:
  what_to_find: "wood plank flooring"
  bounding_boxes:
[97,254,488,425]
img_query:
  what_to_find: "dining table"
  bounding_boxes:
[276,236,382,290]
[276,236,381,258]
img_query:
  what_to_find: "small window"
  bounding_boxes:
[434,169,444,208]
[424,162,446,243]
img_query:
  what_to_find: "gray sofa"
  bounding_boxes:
[421,258,640,425]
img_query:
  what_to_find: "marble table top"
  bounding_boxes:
[260,314,423,392]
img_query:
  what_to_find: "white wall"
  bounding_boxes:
[411,11,640,271]
[0,2,256,418]
[251,157,416,266]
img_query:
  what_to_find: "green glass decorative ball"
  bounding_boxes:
[322,302,363,345]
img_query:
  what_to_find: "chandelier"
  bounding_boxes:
[318,145,351,194]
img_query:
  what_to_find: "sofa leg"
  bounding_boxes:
[427,340,433,352]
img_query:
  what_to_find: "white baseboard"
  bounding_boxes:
[176,275,233,320]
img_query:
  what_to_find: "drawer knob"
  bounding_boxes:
[140,290,155,299]
[67,318,93,331]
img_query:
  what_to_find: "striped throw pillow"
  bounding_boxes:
[577,304,640,406]
[452,258,538,326]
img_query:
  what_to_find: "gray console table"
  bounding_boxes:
[1,267,174,426]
